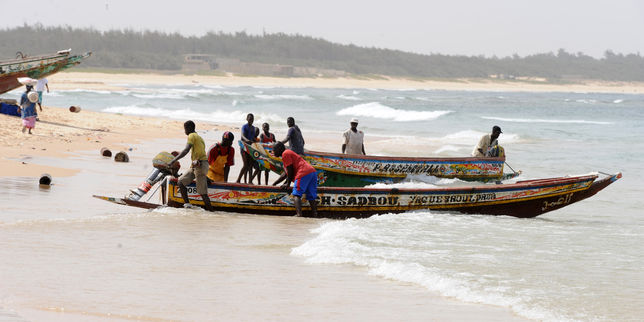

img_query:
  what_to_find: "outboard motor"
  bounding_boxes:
[126,151,180,201]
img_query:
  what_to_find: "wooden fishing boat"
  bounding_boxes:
[240,141,520,187]
[93,172,621,219]
[0,49,91,94]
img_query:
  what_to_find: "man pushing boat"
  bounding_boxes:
[169,120,213,211]
[272,142,318,217]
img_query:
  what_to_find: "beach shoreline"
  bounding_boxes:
[3,69,640,179]
[51,70,644,93]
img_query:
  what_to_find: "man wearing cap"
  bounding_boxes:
[472,125,502,157]
[342,118,365,155]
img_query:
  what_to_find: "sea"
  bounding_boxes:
[1,83,642,321]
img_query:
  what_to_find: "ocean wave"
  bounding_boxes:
[613,99,624,104]
[481,116,613,125]
[126,87,242,100]
[291,213,569,321]
[101,105,282,124]
[337,102,452,122]
[55,89,114,95]
[337,95,362,101]
[434,144,463,154]
[371,130,520,147]
[254,94,314,100]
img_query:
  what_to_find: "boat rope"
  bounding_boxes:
[598,171,612,176]
[505,162,518,174]
[145,178,164,202]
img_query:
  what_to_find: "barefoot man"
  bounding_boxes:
[272,142,318,217]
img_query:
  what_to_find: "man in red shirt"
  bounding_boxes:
[272,142,318,217]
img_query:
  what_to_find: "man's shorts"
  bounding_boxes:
[178,160,209,195]
[37,91,43,103]
[292,171,317,200]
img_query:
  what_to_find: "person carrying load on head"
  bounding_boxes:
[472,125,503,157]
[207,131,235,183]
[18,85,38,134]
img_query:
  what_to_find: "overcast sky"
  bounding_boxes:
[2,0,643,58]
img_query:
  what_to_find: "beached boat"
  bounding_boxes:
[94,172,620,219]
[0,49,91,94]
[240,141,520,187]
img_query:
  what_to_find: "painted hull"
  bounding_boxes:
[240,141,519,187]
[94,173,621,219]
[0,51,91,94]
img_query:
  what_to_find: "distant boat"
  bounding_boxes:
[0,49,91,94]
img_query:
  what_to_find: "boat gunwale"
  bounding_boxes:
[243,141,506,163]
[168,173,600,194]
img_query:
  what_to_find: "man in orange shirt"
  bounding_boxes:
[207,131,235,182]
[272,142,318,217]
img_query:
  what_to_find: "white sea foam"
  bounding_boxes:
[434,144,462,154]
[337,95,362,101]
[291,213,570,321]
[254,94,313,100]
[337,102,452,122]
[56,89,113,95]
[613,99,624,103]
[481,116,613,125]
[101,105,282,124]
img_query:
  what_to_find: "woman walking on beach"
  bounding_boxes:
[19,85,38,134]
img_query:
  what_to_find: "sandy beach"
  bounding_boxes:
[51,71,644,94]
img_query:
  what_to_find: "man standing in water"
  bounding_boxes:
[272,142,318,217]
[342,117,365,155]
[169,120,213,211]
[472,125,502,157]
[237,113,259,184]
[280,116,305,155]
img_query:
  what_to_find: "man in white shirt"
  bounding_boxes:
[342,118,365,155]
[472,125,502,157]
[35,78,49,111]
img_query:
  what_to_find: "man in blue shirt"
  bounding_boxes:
[237,113,259,183]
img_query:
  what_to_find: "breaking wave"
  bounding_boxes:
[101,105,282,124]
[481,116,613,125]
[337,102,452,122]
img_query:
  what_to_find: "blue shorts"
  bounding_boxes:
[292,171,318,200]
[37,91,43,103]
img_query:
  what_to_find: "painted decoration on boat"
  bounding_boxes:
[239,141,509,186]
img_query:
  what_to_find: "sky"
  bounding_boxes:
[1,0,643,58]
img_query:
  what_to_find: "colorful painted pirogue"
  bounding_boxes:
[239,141,520,187]
[94,172,621,219]
[0,49,91,94]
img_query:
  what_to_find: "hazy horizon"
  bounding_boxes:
[2,0,643,58]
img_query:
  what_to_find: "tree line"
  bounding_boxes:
[1,24,643,81]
